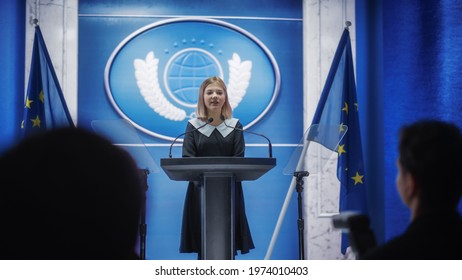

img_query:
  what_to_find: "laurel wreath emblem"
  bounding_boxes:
[134,51,252,121]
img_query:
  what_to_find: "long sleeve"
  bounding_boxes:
[182,123,197,157]
[232,121,245,157]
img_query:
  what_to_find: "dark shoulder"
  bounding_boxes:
[185,121,196,131]
[362,216,462,260]
[235,120,243,129]
[360,239,404,260]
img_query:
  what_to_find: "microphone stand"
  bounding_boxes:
[294,170,309,260]
[221,116,273,158]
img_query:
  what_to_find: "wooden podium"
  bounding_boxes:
[160,157,276,260]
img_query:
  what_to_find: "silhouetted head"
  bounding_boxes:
[0,127,144,259]
[398,119,462,211]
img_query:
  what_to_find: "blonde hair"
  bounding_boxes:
[196,76,233,120]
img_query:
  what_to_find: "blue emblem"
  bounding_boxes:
[105,18,280,141]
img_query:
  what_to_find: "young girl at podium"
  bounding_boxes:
[180,76,255,259]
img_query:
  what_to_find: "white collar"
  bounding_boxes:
[189,118,239,137]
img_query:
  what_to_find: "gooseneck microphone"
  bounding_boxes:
[168,117,213,158]
[220,115,273,158]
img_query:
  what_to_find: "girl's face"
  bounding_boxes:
[203,82,225,113]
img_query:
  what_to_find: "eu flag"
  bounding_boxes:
[310,28,369,254]
[21,25,74,138]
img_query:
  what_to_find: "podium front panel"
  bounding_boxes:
[201,175,235,260]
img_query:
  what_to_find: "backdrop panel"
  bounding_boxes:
[78,0,303,260]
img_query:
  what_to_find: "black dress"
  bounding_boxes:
[179,118,255,256]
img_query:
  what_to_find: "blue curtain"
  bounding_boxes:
[356,0,385,244]
[382,0,462,241]
[0,0,25,153]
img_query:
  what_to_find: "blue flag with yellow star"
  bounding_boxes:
[309,28,369,254]
[21,25,74,138]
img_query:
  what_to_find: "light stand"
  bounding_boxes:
[294,171,309,260]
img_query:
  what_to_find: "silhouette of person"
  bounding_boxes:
[362,119,462,259]
[180,76,255,258]
[0,127,144,260]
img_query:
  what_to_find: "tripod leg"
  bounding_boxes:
[138,169,149,260]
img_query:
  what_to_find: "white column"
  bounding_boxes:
[303,0,356,259]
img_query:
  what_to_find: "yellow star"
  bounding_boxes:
[338,144,346,155]
[339,122,346,132]
[31,115,41,128]
[351,171,364,185]
[21,120,24,129]
[342,102,348,115]
[24,97,34,109]
[39,90,45,103]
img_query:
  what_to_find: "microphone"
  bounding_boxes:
[168,118,213,158]
[220,115,273,158]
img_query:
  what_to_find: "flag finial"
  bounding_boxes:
[32,18,39,26]
[345,21,352,30]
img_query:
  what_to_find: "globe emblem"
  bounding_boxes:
[165,49,222,108]
[108,18,280,140]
